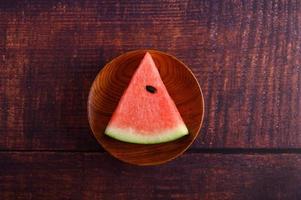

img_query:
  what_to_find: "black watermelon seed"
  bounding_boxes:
[145,85,157,94]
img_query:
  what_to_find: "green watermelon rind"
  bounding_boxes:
[105,124,189,144]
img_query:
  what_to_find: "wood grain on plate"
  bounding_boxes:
[88,50,204,165]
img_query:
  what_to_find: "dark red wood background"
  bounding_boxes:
[1,0,301,199]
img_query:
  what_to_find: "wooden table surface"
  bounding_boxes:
[1,0,301,199]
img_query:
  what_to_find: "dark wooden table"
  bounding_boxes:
[1,0,301,199]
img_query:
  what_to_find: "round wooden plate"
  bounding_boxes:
[88,50,204,166]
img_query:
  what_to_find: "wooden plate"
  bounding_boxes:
[88,50,204,166]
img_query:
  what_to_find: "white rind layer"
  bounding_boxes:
[105,124,189,144]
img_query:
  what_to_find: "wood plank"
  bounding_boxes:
[0,0,300,150]
[1,152,301,200]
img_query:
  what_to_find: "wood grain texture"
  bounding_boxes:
[0,0,301,151]
[1,1,300,198]
[88,50,204,165]
[1,152,301,200]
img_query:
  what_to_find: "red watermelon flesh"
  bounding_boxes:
[105,52,188,144]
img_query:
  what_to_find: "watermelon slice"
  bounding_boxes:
[105,52,189,144]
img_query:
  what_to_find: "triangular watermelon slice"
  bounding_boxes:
[105,52,189,144]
